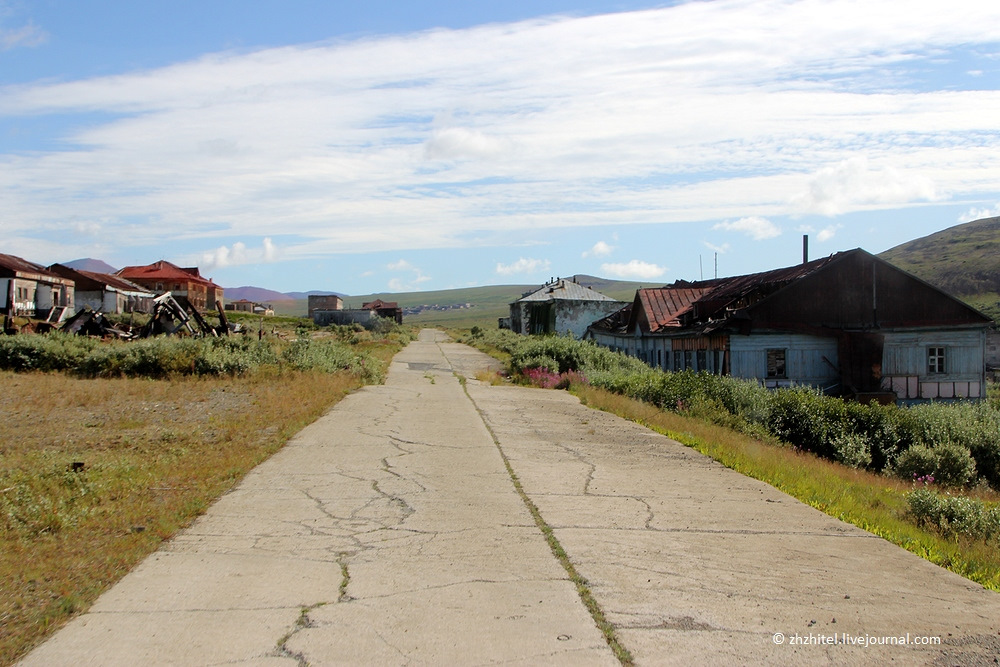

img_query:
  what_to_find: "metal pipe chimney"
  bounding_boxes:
[802,234,809,264]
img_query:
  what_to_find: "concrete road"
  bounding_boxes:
[21,330,1000,665]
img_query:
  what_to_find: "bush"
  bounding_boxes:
[894,443,977,487]
[908,489,1000,543]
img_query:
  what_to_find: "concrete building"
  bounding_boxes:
[0,253,75,319]
[510,278,627,339]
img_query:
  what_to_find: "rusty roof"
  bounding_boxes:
[636,287,714,332]
[0,253,72,283]
[362,299,399,310]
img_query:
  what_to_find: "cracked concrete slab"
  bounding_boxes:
[21,330,1000,666]
[20,330,614,666]
[463,372,1000,665]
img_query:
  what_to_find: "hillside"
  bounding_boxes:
[879,216,1000,322]
[63,258,118,274]
[267,275,647,327]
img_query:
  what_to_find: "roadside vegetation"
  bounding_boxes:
[0,322,413,665]
[459,327,1000,590]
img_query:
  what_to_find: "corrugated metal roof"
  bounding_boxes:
[517,279,620,303]
[0,253,56,277]
[638,287,714,332]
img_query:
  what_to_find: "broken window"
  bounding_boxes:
[766,349,786,378]
[927,347,946,374]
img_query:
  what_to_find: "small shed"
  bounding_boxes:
[510,277,627,338]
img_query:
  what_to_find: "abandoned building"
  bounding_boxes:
[1,253,75,320]
[361,300,403,325]
[510,277,628,338]
[310,295,403,327]
[226,299,274,316]
[48,264,155,314]
[116,260,224,311]
[586,249,992,403]
[308,294,344,316]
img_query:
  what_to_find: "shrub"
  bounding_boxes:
[907,489,1000,543]
[894,443,977,487]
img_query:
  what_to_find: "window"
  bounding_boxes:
[766,349,786,378]
[696,350,707,372]
[673,350,682,371]
[927,347,946,374]
[684,350,693,370]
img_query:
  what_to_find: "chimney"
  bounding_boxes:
[802,234,809,264]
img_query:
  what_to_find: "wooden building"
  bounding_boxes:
[0,253,75,319]
[586,249,992,402]
[48,264,154,314]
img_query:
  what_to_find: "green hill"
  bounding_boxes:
[879,216,1000,323]
[273,275,647,328]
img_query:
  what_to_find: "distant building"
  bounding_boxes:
[48,264,154,314]
[308,294,344,316]
[361,299,403,325]
[117,260,223,311]
[0,253,75,319]
[510,277,627,338]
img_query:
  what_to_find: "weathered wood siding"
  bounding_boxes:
[881,329,985,399]
[730,334,839,389]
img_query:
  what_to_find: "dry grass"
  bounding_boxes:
[0,369,363,665]
[573,383,1000,592]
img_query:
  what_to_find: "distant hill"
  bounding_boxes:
[62,258,117,274]
[224,286,297,303]
[262,276,646,325]
[283,290,348,300]
[879,216,1000,322]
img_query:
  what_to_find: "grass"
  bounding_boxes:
[0,344,400,665]
[571,383,1000,592]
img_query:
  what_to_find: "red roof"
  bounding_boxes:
[636,287,714,332]
[117,260,220,288]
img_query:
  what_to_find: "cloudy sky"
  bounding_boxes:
[2,0,999,294]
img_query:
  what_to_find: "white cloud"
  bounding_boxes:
[424,128,510,160]
[386,259,431,291]
[601,260,667,280]
[816,224,842,242]
[1,21,47,51]
[496,257,550,276]
[793,156,939,216]
[387,259,413,271]
[582,241,614,258]
[1,1,1000,260]
[713,216,781,241]
[703,241,730,254]
[959,203,1000,222]
[199,238,278,270]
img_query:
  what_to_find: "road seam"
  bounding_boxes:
[456,373,634,667]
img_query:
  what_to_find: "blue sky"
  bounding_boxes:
[2,1,999,295]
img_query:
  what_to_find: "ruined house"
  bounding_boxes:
[361,299,403,325]
[510,277,628,338]
[116,260,224,311]
[48,264,154,314]
[586,249,992,402]
[0,253,75,320]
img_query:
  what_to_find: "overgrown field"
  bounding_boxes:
[0,325,412,665]
[461,328,1000,586]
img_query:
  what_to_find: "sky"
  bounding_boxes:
[2,0,999,295]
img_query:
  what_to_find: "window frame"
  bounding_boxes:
[766,348,787,379]
[927,346,946,375]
